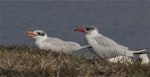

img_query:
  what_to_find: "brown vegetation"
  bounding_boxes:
[0,46,150,77]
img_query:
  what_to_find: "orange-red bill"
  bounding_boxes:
[74,28,85,32]
[25,31,37,37]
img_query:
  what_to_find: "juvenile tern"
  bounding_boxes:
[26,30,90,53]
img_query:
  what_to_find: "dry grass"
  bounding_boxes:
[0,45,150,77]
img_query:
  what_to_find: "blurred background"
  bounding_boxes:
[1,1,150,57]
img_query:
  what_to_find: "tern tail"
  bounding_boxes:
[131,48,150,64]
[132,48,149,54]
[80,45,91,49]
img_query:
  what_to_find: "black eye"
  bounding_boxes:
[37,32,45,36]
[86,28,90,31]
[86,27,94,31]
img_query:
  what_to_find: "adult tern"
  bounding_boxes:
[75,26,149,64]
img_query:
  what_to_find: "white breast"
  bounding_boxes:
[35,41,50,50]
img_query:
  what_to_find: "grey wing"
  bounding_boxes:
[64,41,81,50]
[44,37,64,45]
[44,38,82,51]
[94,35,128,49]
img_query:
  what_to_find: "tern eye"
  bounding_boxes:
[86,27,94,31]
[37,32,45,36]
[86,28,90,31]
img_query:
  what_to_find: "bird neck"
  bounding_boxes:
[35,35,48,42]
[88,30,102,37]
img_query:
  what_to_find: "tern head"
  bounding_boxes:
[74,26,99,34]
[26,30,48,41]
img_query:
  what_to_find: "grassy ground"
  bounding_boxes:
[0,46,150,77]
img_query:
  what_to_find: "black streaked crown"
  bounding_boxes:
[37,32,45,36]
[86,27,95,31]
[34,30,46,36]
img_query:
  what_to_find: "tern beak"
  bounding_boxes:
[25,31,37,38]
[74,28,85,32]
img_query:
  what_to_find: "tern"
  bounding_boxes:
[25,30,90,53]
[75,26,149,64]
